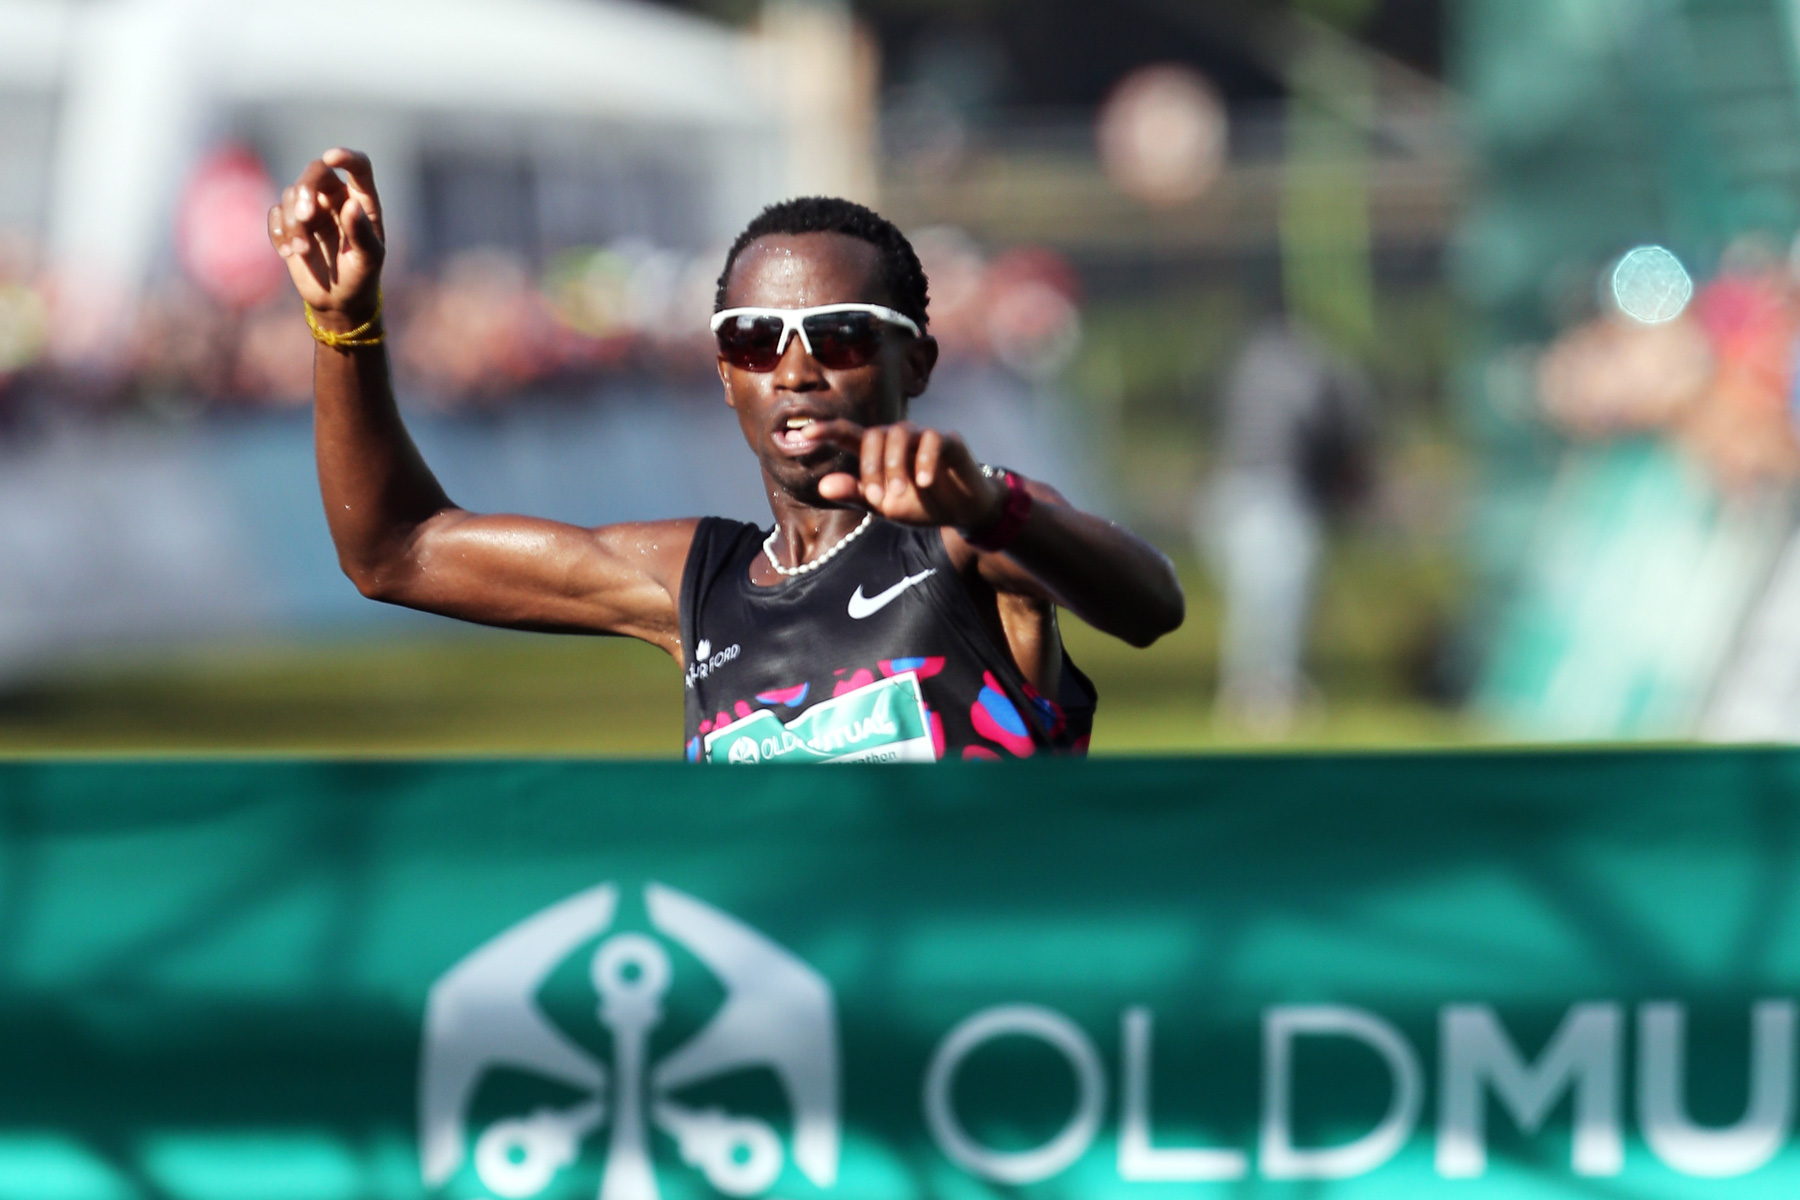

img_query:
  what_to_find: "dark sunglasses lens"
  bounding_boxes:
[716,315,785,371]
[803,313,887,369]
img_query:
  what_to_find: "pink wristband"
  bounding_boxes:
[966,469,1033,552]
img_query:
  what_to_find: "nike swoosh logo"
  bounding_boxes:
[848,569,938,619]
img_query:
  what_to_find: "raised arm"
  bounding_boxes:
[813,420,1185,647]
[267,150,692,656]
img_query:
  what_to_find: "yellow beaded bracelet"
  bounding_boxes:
[304,293,384,348]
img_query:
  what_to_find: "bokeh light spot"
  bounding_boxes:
[1611,245,1694,324]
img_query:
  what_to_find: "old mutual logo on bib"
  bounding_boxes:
[705,672,935,764]
[419,883,839,1199]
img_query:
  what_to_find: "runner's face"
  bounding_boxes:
[717,233,935,503]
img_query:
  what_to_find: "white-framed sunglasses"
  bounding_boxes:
[711,303,922,371]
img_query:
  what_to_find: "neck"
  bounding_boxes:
[766,493,867,568]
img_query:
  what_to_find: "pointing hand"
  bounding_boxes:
[812,420,1004,534]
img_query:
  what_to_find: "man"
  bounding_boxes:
[269,149,1183,762]
[1197,316,1373,733]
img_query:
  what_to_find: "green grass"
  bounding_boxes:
[0,559,1489,756]
[1059,588,1484,754]
[0,634,683,757]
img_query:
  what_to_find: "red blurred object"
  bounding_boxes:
[177,145,285,310]
[983,246,1081,303]
[982,247,1083,380]
[1693,274,1790,395]
[1681,270,1800,485]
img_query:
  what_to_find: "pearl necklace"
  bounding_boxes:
[763,513,873,577]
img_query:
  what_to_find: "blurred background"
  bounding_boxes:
[3,0,1800,754]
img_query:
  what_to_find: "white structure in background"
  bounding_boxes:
[0,0,874,362]
[756,0,878,206]
[0,0,890,676]
[1703,524,1800,741]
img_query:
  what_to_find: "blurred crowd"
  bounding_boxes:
[0,147,1086,431]
[1537,235,1800,489]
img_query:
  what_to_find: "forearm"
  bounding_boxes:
[312,333,454,592]
[816,420,1185,646]
[994,497,1184,647]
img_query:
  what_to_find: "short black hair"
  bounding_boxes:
[714,196,930,330]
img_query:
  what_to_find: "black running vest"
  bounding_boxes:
[678,517,1096,763]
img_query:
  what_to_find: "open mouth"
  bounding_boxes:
[773,415,824,455]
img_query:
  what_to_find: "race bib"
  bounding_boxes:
[704,672,936,764]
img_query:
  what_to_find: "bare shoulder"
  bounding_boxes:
[586,516,704,589]
[578,517,703,657]
[383,513,703,652]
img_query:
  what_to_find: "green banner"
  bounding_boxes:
[2,753,1800,1198]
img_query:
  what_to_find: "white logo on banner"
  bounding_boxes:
[418,883,839,1199]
